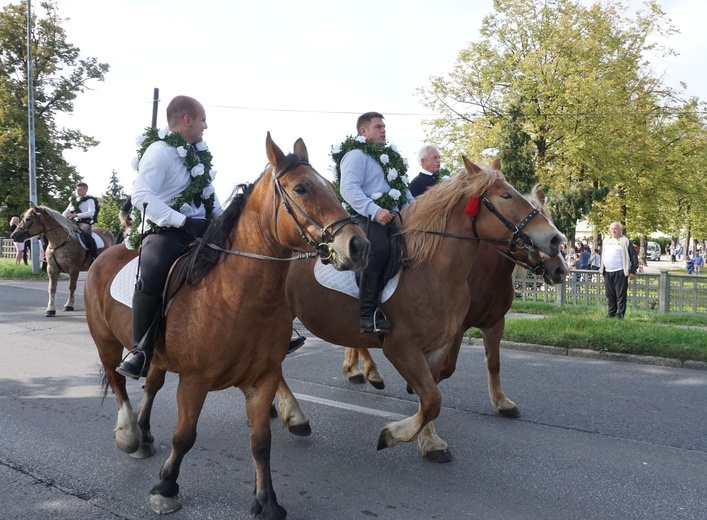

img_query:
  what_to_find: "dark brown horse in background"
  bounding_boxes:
[279,158,565,461]
[11,202,115,316]
[334,189,568,418]
[84,134,368,518]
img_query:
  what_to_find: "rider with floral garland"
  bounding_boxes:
[338,112,413,334]
[117,95,223,380]
[62,182,99,259]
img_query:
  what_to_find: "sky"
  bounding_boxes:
[9,0,707,204]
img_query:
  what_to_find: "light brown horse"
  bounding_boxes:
[280,158,564,461]
[85,134,368,518]
[11,203,115,316]
[336,189,569,418]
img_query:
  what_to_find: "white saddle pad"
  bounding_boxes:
[76,232,105,250]
[110,257,139,308]
[313,259,399,303]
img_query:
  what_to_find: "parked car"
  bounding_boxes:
[646,241,661,261]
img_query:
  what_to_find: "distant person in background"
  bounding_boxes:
[693,251,704,275]
[600,222,639,318]
[9,216,25,265]
[589,248,601,270]
[62,182,99,259]
[409,144,441,198]
[579,245,591,269]
[685,255,694,275]
[116,196,132,244]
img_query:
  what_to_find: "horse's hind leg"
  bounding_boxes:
[98,340,142,454]
[342,347,366,384]
[63,273,78,311]
[149,377,209,515]
[132,367,167,458]
[357,348,385,389]
[482,321,520,418]
[276,376,311,436]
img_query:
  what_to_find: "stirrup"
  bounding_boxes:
[116,350,148,380]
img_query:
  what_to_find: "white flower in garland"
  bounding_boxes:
[330,135,409,214]
[158,127,169,139]
[191,163,205,177]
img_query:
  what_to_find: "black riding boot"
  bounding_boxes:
[358,272,390,334]
[116,292,162,380]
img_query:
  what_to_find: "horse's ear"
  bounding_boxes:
[491,158,502,171]
[265,132,285,168]
[535,188,546,206]
[30,201,37,210]
[293,138,308,162]
[462,156,482,175]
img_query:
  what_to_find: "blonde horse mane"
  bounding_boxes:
[27,205,78,239]
[400,163,506,266]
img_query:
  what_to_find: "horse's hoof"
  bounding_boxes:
[425,449,453,463]
[348,374,366,385]
[270,404,279,418]
[288,422,312,437]
[63,305,74,311]
[498,407,521,419]
[376,429,395,451]
[45,310,56,317]
[130,442,156,459]
[149,492,182,515]
[369,380,385,390]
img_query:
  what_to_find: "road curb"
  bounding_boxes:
[464,337,707,371]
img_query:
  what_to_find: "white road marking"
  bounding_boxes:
[293,393,407,420]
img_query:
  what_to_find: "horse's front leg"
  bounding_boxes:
[246,373,287,520]
[149,377,208,515]
[63,273,79,311]
[132,367,167,458]
[377,346,443,451]
[276,376,311,437]
[45,266,58,317]
[482,319,520,418]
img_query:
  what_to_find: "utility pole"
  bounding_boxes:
[27,0,39,273]
[151,88,159,128]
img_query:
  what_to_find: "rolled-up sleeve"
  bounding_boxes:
[132,144,186,228]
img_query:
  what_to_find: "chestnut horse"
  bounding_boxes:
[280,158,564,461]
[85,134,368,518]
[336,189,568,418]
[11,203,115,316]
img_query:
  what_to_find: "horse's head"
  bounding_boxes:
[11,202,45,242]
[264,133,369,271]
[464,157,564,259]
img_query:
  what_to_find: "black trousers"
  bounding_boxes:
[357,217,392,276]
[136,228,194,297]
[604,270,628,317]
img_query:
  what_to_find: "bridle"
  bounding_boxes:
[201,155,355,263]
[15,210,65,243]
[414,195,547,275]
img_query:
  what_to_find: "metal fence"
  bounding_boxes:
[513,268,707,315]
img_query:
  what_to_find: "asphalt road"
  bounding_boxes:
[1,278,706,520]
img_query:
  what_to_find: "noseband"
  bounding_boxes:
[272,155,355,262]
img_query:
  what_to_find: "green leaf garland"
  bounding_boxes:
[67,194,100,224]
[127,127,216,249]
[331,136,409,215]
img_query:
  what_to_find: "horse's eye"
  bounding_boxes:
[293,184,307,195]
[501,192,512,199]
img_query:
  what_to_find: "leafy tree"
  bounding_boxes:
[419,0,700,240]
[96,170,126,236]
[104,170,125,204]
[0,1,109,223]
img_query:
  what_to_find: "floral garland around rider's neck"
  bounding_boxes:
[127,126,217,249]
[331,135,409,215]
[68,194,99,224]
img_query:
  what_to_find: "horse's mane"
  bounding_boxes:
[400,164,505,266]
[31,205,78,238]
[187,180,257,284]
